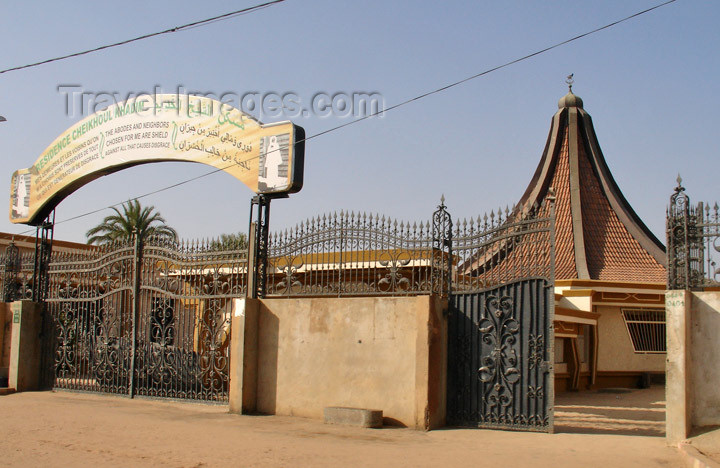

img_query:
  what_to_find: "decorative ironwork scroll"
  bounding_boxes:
[667,177,720,290]
[432,196,453,297]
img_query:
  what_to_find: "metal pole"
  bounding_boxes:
[31,210,55,303]
[256,195,271,298]
[248,193,285,298]
[682,200,690,289]
[247,198,258,299]
[128,232,141,398]
[32,225,40,302]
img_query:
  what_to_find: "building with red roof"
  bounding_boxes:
[523,86,667,391]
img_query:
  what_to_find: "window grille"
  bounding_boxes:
[621,309,666,353]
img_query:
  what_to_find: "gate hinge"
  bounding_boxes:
[541,361,552,373]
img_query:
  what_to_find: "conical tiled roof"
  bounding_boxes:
[517,90,666,282]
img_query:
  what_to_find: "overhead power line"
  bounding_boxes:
[0,0,286,75]
[14,0,677,236]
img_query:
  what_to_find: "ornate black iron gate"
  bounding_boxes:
[443,199,555,432]
[42,237,247,402]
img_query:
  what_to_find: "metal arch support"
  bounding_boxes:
[33,210,55,302]
[248,194,287,298]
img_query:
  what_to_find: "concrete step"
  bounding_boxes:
[0,387,16,396]
[323,407,383,428]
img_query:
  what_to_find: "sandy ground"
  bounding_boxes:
[0,386,685,468]
[689,426,720,463]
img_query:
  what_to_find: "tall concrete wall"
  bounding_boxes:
[666,290,720,444]
[689,292,720,427]
[229,295,447,430]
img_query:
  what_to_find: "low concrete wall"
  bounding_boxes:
[666,290,720,444]
[229,295,447,430]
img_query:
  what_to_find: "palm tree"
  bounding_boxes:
[86,199,178,245]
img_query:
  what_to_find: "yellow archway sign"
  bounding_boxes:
[9,94,305,225]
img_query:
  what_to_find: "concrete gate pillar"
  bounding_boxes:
[229,297,260,414]
[665,290,692,445]
[8,300,44,392]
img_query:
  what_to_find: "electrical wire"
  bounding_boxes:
[0,0,286,75]
[12,0,677,236]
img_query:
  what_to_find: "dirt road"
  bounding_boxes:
[1,388,681,467]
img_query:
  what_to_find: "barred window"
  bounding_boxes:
[621,309,666,353]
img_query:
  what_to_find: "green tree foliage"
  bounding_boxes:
[85,199,178,245]
[208,232,248,251]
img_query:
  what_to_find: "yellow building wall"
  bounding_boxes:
[596,305,665,373]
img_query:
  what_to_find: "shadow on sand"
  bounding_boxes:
[554,385,666,437]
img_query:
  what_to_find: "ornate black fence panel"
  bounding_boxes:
[41,237,247,403]
[667,178,720,290]
[1,246,35,302]
[446,199,555,432]
[266,211,437,296]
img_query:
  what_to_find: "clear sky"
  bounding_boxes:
[0,0,717,244]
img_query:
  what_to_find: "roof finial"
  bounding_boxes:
[566,73,574,93]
